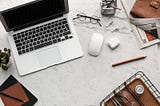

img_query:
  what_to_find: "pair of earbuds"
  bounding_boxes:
[88,33,120,56]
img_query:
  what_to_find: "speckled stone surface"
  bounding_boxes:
[0,0,160,106]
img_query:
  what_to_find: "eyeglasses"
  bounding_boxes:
[73,13,102,27]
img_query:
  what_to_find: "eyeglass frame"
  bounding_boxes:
[73,13,102,27]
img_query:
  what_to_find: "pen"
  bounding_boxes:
[0,92,25,103]
[112,56,147,67]
[110,6,121,10]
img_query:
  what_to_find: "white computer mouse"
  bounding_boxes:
[88,33,104,56]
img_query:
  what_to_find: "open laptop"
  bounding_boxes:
[0,0,83,76]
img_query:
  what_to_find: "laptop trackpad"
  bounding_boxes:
[37,46,61,67]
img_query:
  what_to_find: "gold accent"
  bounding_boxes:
[150,0,160,9]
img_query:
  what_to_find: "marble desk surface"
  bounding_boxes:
[0,0,160,106]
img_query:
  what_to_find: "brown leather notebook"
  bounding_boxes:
[130,0,160,18]
[0,83,29,106]
[0,75,38,106]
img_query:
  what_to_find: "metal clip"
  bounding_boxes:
[150,0,160,9]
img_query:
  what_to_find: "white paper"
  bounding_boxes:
[120,0,160,49]
[0,97,4,106]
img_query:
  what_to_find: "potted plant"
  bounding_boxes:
[0,48,11,70]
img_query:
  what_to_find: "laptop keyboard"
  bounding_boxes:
[13,18,73,55]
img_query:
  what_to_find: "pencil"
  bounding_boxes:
[112,56,147,67]
[0,92,25,103]
[106,0,114,8]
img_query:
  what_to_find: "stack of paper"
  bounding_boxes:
[120,0,160,49]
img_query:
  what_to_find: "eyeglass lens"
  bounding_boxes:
[74,13,102,27]
[77,13,86,21]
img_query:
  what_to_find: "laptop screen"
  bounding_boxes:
[0,0,69,32]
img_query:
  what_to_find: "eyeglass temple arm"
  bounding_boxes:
[97,21,102,27]
[73,16,80,20]
[76,14,101,21]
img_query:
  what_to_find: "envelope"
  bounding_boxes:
[0,75,38,106]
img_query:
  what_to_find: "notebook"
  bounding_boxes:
[0,75,38,106]
[130,0,160,18]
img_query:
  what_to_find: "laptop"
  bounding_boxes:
[0,0,83,76]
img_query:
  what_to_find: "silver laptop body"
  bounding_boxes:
[0,0,83,76]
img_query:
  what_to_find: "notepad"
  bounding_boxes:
[0,75,38,106]
[0,83,29,106]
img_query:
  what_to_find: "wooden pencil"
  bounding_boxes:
[112,56,147,67]
[0,92,25,103]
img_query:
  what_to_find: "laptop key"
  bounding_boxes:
[53,40,57,43]
[32,34,36,38]
[16,42,22,47]
[33,42,36,45]
[34,41,52,49]
[15,39,20,43]
[52,32,56,35]
[29,43,33,47]
[59,34,63,37]
[40,40,44,43]
[13,36,18,41]
[24,37,27,40]
[65,24,69,29]
[30,47,34,51]
[63,20,67,24]
[46,41,52,45]
[65,36,69,39]
[62,38,65,41]
[55,34,59,38]
[14,18,72,55]
[26,44,29,48]
[44,38,47,42]
[52,36,55,39]
[22,42,26,45]
[30,39,33,42]
[63,31,71,36]
[69,36,73,39]
[22,50,25,54]
[37,41,40,44]
[37,36,40,40]
[17,47,21,51]
[34,38,37,41]
[57,38,61,42]
[26,48,29,52]
[18,51,22,55]
[22,46,25,49]
[21,34,25,38]
[48,37,51,41]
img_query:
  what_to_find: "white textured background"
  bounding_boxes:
[0,0,160,106]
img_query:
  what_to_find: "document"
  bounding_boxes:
[120,0,160,49]
[0,97,4,106]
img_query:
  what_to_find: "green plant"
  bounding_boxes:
[0,48,11,70]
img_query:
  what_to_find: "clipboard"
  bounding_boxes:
[0,75,38,106]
